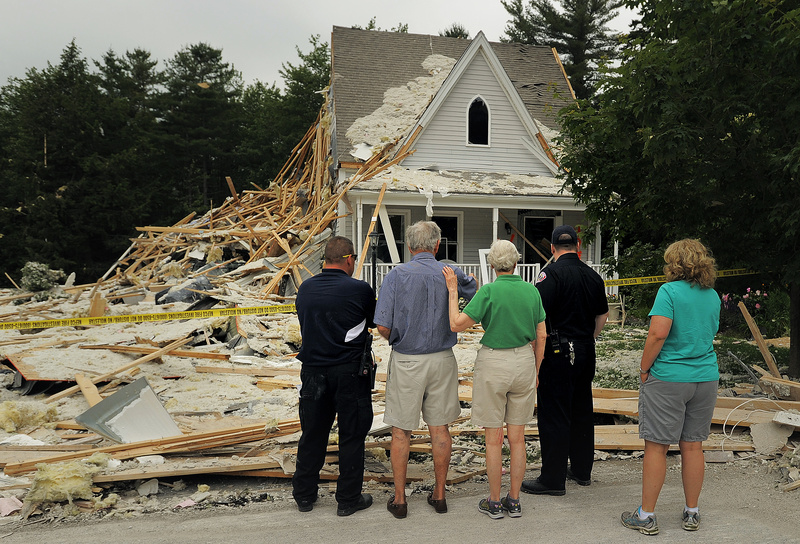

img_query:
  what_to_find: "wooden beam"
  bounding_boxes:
[498,211,549,262]
[79,345,230,360]
[355,182,388,278]
[738,301,782,378]
[74,373,103,407]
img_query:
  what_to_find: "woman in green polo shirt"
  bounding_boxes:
[443,239,546,520]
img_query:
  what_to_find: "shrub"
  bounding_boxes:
[720,287,790,339]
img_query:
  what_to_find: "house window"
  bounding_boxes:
[467,96,489,146]
[432,214,461,262]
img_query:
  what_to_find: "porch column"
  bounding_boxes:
[492,208,498,242]
[594,223,602,263]
[356,198,363,280]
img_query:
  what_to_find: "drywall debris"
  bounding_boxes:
[0,497,23,516]
[750,421,794,454]
[76,377,183,443]
[773,410,800,429]
[136,479,159,496]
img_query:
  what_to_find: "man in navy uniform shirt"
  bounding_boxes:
[292,236,376,516]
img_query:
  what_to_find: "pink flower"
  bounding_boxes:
[747,287,751,293]
[743,294,749,299]
[756,303,761,309]
[756,290,761,296]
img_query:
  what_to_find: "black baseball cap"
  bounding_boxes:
[551,225,579,245]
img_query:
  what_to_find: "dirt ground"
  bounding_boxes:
[0,319,798,542]
[1,456,798,543]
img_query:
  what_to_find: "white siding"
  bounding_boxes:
[403,51,552,177]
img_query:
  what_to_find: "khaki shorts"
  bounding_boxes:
[638,376,718,444]
[383,348,461,430]
[471,344,536,428]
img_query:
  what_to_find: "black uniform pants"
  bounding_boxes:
[292,361,373,506]
[536,340,596,489]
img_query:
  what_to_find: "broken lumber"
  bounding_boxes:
[738,301,781,378]
[3,420,301,475]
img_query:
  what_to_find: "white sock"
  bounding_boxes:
[685,505,699,514]
[638,506,654,520]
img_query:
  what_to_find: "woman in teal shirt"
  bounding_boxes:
[622,239,721,535]
[443,240,546,520]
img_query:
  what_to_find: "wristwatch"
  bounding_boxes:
[639,367,649,374]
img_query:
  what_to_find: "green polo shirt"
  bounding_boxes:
[463,274,546,349]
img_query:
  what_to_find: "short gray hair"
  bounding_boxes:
[406,221,441,252]
[487,240,519,272]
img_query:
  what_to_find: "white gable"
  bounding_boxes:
[398,32,558,176]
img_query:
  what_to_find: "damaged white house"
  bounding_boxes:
[329,26,606,286]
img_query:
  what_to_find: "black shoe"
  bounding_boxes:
[337,493,373,516]
[567,468,591,486]
[521,478,565,496]
[296,496,317,512]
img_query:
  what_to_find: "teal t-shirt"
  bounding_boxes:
[649,280,721,382]
[463,274,546,349]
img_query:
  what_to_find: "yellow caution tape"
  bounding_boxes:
[603,268,754,287]
[0,304,297,331]
[0,267,757,330]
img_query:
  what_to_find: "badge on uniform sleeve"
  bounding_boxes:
[535,271,546,284]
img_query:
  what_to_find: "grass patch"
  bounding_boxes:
[593,367,640,390]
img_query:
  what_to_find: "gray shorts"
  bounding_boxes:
[383,348,461,430]
[638,375,718,444]
[471,344,536,428]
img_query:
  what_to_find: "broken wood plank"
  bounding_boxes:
[93,458,282,483]
[738,301,782,378]
[194,365,300,377]
[79,344,230,360]
[354,181,388,278]
[74,373,103,407]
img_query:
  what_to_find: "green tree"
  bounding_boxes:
[439,23,471,38]
[351,17,409,33]
[159,43,244,212]
[557,0,800,375]
[501,0,622,98]
[0,41,136,281]
[236,81,286,187]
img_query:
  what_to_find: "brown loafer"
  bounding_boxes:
[427,492,447,513]
[387,495,407,519]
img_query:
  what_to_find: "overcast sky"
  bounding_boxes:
[2,1,636,88]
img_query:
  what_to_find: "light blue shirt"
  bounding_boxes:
[375,252,476,355]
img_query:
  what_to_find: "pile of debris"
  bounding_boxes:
[0,96,798,524]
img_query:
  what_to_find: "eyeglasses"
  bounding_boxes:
[342,254,357,260]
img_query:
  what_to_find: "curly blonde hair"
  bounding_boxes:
[663,239,717,288]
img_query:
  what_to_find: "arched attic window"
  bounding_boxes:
[467,96,490,146]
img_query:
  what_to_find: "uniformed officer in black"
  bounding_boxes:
[292,236,376,516]
[522,225,609,495]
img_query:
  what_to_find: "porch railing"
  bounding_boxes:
[360,262,616,295]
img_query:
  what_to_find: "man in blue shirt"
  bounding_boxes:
[292,236,376,517]
[376,221,477,518]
